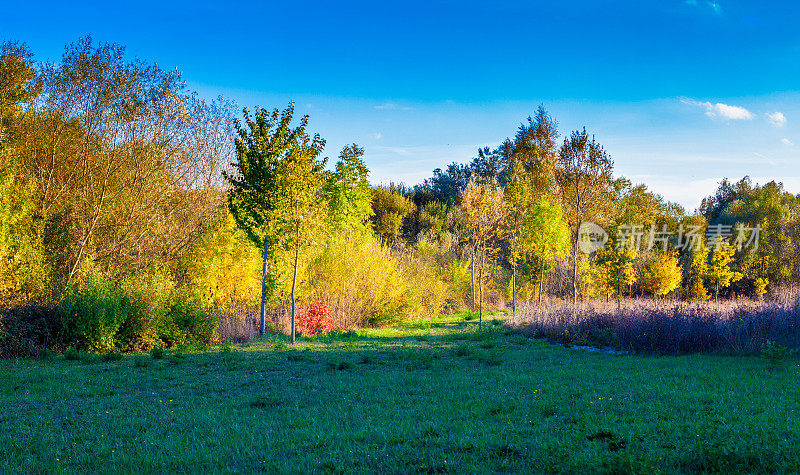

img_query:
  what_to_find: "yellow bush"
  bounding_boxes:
[183,213,262,310]
[302,232,450,327]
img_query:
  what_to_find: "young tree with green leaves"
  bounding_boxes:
[461,180,504,327]
[224,103,325,340]
[522,195,570,306]
[595,246,637,310]
[502,163,531,317]
[325,144,372,232]
[281,132,327,343]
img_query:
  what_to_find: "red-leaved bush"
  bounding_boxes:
[297,301,334,336]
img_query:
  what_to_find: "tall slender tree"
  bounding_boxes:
[503,163,531,318]
[557,129,615,304]
[461,180,504,327]
[281,130,327,343]
[224,103,325,340]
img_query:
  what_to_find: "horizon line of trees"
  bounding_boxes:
[371,108,800,310]
[3,35,800,337]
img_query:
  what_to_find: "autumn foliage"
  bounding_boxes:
[297,300,334,336]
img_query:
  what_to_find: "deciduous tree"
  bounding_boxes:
[461,180,504,326]
[325,144,372,232]
[641,251,682,297]
[705,242,742,303]
[371,185,414,242]
[557,128,615,304]
[521,195,570,306]
[224,103,324,339]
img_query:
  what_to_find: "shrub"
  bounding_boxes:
[297,301,334,336]
[150,345,165,360]
[160,289,219,347]
[0,306,61,358]
[55,269,219,354]
[755,277,769,300]
[101,351,123,362]
[114,273,172,352]
[58,271,126,353]
[687,281,711,302]
[303,232,450,328]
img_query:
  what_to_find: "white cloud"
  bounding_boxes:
[707,1,722,15]
[766,112,787,127]
[372,133,383,140]
[681,98,754,120]
[781,138,795,147]
[373,102,414,111]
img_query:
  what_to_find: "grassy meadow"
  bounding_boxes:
[3,311,800,474]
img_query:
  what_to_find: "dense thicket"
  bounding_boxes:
[0,37,233,302]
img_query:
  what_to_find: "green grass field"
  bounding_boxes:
[2,312,800,473]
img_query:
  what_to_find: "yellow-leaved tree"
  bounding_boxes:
[641,251,683,297]
[704,242,742,303]
[461,180,504,327]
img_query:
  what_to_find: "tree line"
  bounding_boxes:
[2,37,800,353]
[371,108,800,316]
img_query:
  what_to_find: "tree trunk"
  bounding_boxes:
[478,254,483,329]
[291,243,299,344]
[259,235,270,336]
[470,253,475,312]
[538,265,545,306]
[582,281,587,304]
[572,228,580,305]
[511,264,516,319]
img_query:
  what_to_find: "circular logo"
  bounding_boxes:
[578,221,608,253]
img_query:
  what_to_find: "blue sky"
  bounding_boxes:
[2,0,799,210]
